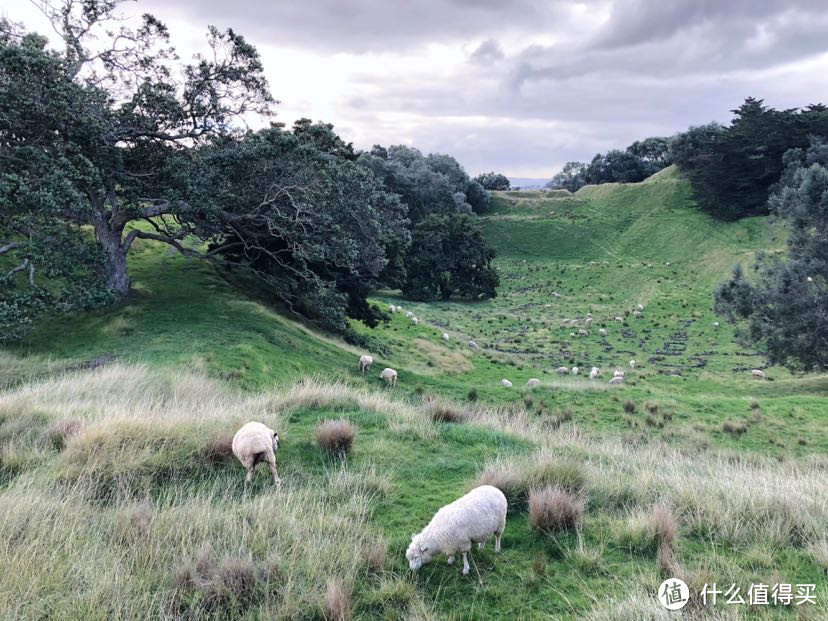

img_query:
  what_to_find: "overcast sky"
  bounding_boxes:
[5,0,828,178]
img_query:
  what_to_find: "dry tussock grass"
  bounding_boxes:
[315,419,357,457]
[528,485,586,533]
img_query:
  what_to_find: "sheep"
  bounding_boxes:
[807,276,814,282]
[571,367,579,376]
[629,359,636,369]
[389,304,396,313]
[578,329,589,336]
[614,316,624,322]
[633,310,641,317]
[468,340,479,350]
[526,378,541,388]
[599,328,608,337]
[613,369,625,378]
[500,379,513,388]
[608,376,624,385]
[570,332,576,338]
[232,421,280,485]
[713,321,720,328]
[636,304,644,311]
[405,311,414,319]
[411,317,419,326]
[751,369,766,380]
[556,366,569,375]
[586,312,593,318]
[442,333,450,342]
[358,355,373,374]
[380,367,398,387]
[585,317,593,325]
[406,485,507,575]
[589,367,599,380]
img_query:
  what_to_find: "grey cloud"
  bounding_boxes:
[469,38,504,65]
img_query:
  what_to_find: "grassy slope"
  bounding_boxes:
[2,166,826,619]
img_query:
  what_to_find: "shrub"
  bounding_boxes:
[324,576,352,621]
[315,420,356,457]
[39,418,83,450]
[529,486,585,533]
[175,552,260,614]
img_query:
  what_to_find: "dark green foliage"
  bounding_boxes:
[188,128,409,331]
[546,137,670,192]
[671,98,828,220]
[0,3,272,338]
[715,141,828,370]
[474,171,510,191]
[402,214,499,301]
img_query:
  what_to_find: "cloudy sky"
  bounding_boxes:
[6,0,828,178]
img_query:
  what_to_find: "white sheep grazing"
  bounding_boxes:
[571,367,579,375]
[608,376,624,385]
[751,369,766,380]
[633,310,641,317]
[380,367,398,387]
[232,421,280,485]
[411,317,419,325]
[442,333,450,342]
[578,329,589,336]
[613,369,625,378]
[526,378,541,388]
[636,304,644,311]
[358,354,373,374]
[586,312,593,318]
[713,321,720,328]
[614,316,624,322]
[599,328,608,337]
[585,317,593,325]
[500,379,513,388]
[468,340,479,350]
[570,332,576,338]
[406,485,507,575]
[589,367,599,380]
[389,304,396,313]
[629,359,636,369]
[405,311,414,319]
[556,366,569,375]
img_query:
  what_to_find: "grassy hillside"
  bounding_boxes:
[2,167,826,619]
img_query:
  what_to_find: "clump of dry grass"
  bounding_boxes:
[623,400,636,414]
[204,431,235,465]
[529,485,586,533]
[38,418,83,450]
[324,576,352,621]
[113,500,153,544]
[423,398,467,423]
[315,420,356,457]
[722,420,747,435]
[175,551,260,614]
[474,452,587,509]
[362,536,387,573]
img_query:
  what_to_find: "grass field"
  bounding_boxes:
[1,167,826,619]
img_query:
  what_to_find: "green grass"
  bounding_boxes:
[2,167,826,619]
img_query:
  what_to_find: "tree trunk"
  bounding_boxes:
[92,210,131,297]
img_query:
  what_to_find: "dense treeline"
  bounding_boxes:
[715,137,828,370]
[0,1,497,340]
[671,98,828,220]
[545,137,671,192]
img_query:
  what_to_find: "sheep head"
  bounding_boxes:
[406,533,432,570]
[271,430,280,452]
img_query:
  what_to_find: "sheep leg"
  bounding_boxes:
[447,555,455,565]
[265,453,281,485]
[244,464,255,484]
[461,552,470,575]
[494,531,502,553]
[478,541,485,550]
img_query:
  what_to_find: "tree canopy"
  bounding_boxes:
[474,172,510,191]
[714,138,828,370]
[402,214,499,301]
